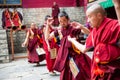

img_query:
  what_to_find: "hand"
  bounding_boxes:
[47,17,54,26]
[70,22,78,27]
[70,22,83,29]
[21,43,25,47]
[67,35,76,42]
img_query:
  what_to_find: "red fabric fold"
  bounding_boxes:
[86,18,120,79]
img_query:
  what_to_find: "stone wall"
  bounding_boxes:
[6,30,27,54]
[0,28,9,62]
[0,7,86,54]
[23,7,86,27]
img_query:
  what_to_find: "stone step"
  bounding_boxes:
[0,29,9,63]
[0,55,10,63]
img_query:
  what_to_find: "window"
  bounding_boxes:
[0,0,22,7]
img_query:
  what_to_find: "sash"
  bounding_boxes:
[69,57,80,78]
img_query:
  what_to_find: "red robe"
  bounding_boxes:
[42,28,59,72]
[2,10,12,29]
[54,25,91,80]
[86,18,120,80]
[12,11,23,27]
[27,29,45,63]
[52,4,60,26]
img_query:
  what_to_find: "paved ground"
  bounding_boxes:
[0,58,60,80]
[0,52,93,80]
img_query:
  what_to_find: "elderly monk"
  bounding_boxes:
[68,4,120,80]
[45,11,91,80]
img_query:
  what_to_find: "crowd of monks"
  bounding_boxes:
[2,0,120,80]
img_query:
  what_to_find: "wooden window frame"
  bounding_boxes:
[0,0,22,8]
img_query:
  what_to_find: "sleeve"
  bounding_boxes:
[85,32,94,49]
[70,28,81,38]
[54,29,59,37]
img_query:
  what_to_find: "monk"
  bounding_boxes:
[45,11,91,80]
[2,8,12,29]
[68,4,120,80]
[42,15,59,75]
[22,23,45,66]
[52,2,60,26]
[12,8,23,29]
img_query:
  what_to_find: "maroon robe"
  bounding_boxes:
[12,11,23,27]
[52,4,60,26]
[54,25,91,80]
[27,28,45,63]
[2,10,12,29]
[42,27,59,72]
[86,18,120,80]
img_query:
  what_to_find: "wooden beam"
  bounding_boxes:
[10,29,14,60]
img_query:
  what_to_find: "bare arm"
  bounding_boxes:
[113,0,120,24]
[44,24,50,41]
[44,18,55,51]
[71,22,90,34]
[68,36,89,53]
[44,17,55,40]
[80,24,90,34]
[22,30,29,47]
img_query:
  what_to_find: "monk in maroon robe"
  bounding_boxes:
[42,15,59,75]
[86,4,120,80]
[2,8,12,29]
[52,2,60,26]
[22,23,45,66]
[46,11,91,80]
[68,4,120,80]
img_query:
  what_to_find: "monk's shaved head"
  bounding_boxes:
[86,4,106,28]
[86,4,106,16]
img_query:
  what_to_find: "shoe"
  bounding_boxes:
[34,63,40,67]
[49,71,57,76]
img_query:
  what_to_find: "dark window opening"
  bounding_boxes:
[105,6,117,19]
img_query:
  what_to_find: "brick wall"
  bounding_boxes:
[0,7,86,54]
[6,30,27,54]
[0,28,9,62]
[23,7,86,27]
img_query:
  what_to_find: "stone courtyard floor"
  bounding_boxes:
[0,51,93,80]
[0,58,60,80]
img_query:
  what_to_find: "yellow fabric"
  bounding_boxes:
[72,44,80,54]
[37,34,40,39]
[99,56,120,64]
[54,37,57,43]
[99,61,108,64]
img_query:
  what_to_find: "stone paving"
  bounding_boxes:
[0,52,93,80]
[0,58,60,80]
